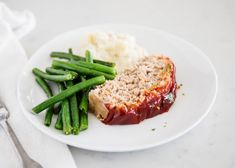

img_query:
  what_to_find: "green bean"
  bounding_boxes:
[79,76,89,131]
[62,98,72,135]
[55,84,64,130]
[58,83,72,135]
[52,60,115,80]
[79,89,89,131]
[32,76,105,113]
[35,76,53,126]
[35,76,53,97]
[55,109,63,130]
[44,107,54,126]
[68,48,73,55]
[71,60,116,75]
[67,81,79,135]
[50,51,115,67]
[80,112,88,131]
[79,89,89,112]
[78,51,93,130]
[33,68,77,82]
[85,50,93,63]
[46,67,78,77]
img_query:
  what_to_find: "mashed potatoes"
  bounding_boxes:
[78,32,147,72]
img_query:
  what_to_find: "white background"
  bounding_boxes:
[3,0,235,167]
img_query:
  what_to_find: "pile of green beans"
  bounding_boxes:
[32,49,115,135]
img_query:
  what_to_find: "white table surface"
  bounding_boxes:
[3,0,235,167]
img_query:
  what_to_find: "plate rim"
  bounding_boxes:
[17,24,218,152]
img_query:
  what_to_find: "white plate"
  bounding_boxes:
[17,24,217,152]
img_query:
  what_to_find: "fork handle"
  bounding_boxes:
[1,120,35,167]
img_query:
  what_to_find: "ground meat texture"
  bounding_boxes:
[89,55,177,125]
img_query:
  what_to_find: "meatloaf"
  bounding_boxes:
[89,55,177,125]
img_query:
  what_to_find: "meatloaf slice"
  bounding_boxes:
[89,55,177,125]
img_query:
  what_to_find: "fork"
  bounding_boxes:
[0,99,43,168]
